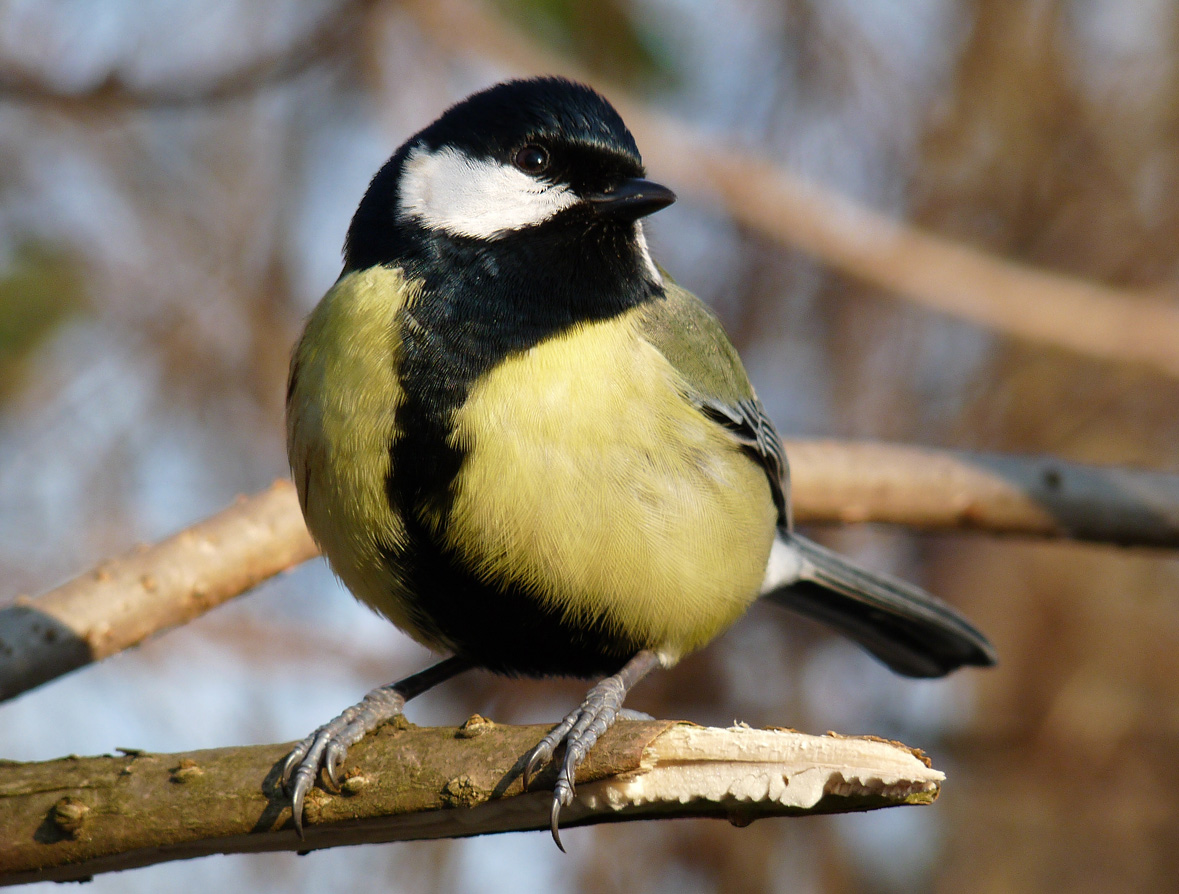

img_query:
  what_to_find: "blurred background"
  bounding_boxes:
[2,0,1178,891]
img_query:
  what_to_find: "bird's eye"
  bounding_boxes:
[513,145,549,174]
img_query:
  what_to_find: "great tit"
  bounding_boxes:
[283,77,996,847]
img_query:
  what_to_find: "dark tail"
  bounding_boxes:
[762,533,997,678]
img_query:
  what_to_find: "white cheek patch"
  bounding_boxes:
[398,145,580,239]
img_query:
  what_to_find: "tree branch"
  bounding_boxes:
[785,439,1179,546]
[0,720,941,885]
[0,480,317,703]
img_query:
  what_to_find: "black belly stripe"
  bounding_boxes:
[373,221,665,677]
[379,535,644,677]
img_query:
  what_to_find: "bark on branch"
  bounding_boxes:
[3,442,1178,707]
[0,720,942,886]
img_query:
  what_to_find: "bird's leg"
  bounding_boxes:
[523,649,663,850]
[282,655,472,837]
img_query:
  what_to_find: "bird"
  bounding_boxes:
[283,76,996,848]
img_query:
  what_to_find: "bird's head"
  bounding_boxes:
[344,77,675,283]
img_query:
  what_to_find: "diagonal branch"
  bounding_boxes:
[0,720,942,885]
[402,0,1179,378]
[0,480,317,703]
[5,2,1175,368]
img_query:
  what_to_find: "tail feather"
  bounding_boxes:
[762,533,997,678]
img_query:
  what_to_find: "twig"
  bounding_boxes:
[0,0,375,109]
[0,719,941,885]
[3,441,1177,707]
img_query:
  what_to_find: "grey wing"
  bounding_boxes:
[698,396,791,529]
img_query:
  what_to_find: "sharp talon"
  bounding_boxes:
[291,782,306,839]
[548,773,576,851]
[523,745,548,790]
[282,741,307,790]
[550,797,565,852]
[281,756,296,790]
[324,745,343,789]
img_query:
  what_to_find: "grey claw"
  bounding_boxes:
[324,742,345,789]
[526,651,662,852]
[549,767,578,850]
[523,746,547,790]
[290,772,308,839]
[561,742,581,798]
[522,708,579,790]
[281,742,306,789]
[281,731,322,839]
[550,797,565,852]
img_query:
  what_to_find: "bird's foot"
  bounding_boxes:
[522,650,661,851]
[281,685,406,837]
[280,657,472,838]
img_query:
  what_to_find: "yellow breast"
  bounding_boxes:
[287,267,450,648]
[444,309,777,664]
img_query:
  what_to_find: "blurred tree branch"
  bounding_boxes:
[3,1,1176,372]
[3,440,1178,706]
[402,0,1179,380]
[0,481,317,704]
[785,440,1179,546]
[0,0,375,110]
[0,720,941,885]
